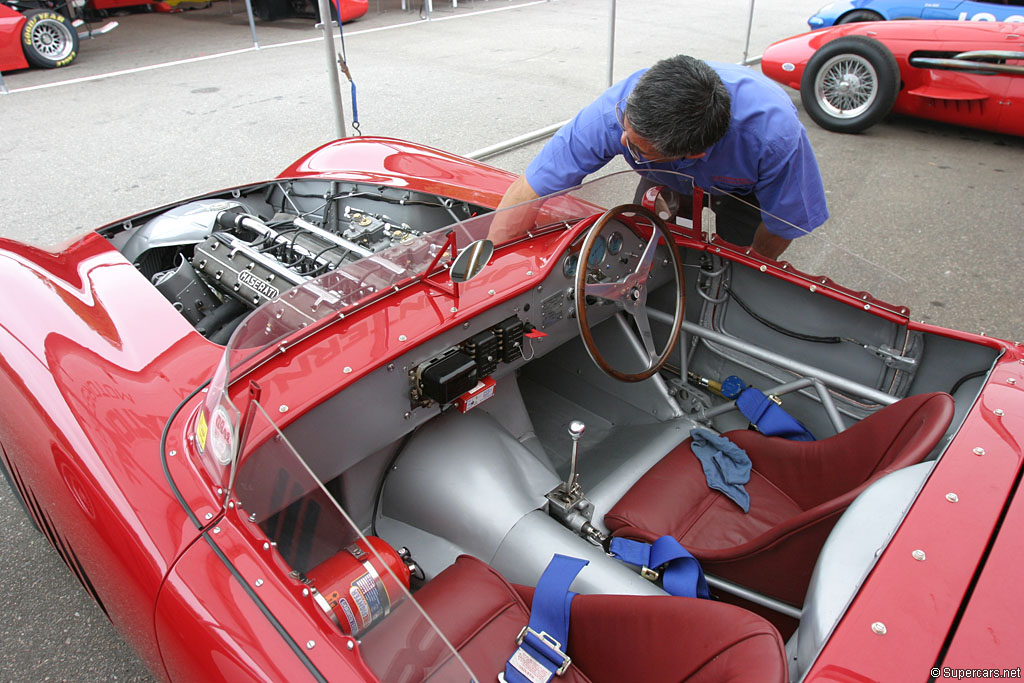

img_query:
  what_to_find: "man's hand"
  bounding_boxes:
[750,223,791,260]
[487,175,541,244]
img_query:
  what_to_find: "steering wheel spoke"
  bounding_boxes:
[574,204,685,383]
[631,308,658,362]
[634,232,663,280]
[585,280,628,304]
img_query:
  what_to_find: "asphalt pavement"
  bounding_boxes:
[0,0,1022,679]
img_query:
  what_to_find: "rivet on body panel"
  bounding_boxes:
[871,622,887,635]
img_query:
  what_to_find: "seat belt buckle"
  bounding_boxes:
[516,625,572,676]
[640,565,660,581]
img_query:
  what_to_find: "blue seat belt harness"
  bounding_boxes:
[609,536,710,599]
[502,554,589,683]
[720,375,815,441]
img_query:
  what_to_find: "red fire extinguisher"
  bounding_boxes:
[307,537,412,635]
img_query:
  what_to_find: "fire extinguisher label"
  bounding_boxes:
[349,570,389,629]
[335,595,360,634]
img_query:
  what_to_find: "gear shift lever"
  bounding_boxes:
[546,419,606,545]
[566,420,585,498]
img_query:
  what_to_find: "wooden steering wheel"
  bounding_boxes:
[574,204,685,383]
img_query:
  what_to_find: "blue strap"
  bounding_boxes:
[735,387,815,441]
[503,554,589,683]
[350,80,359,128]
[609,536,710,599]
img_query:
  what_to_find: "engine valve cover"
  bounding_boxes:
[194,236,293,307]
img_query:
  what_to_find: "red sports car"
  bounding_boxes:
[761,20,1024,135]
[1,137,1022,681]
[0,1,78,70]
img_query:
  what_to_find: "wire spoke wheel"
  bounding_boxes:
[32,18,74,61]
[815,54,878,119]
[800,36,900,133]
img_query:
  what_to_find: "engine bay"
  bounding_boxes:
[101,179,489,343]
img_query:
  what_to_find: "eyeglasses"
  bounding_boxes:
[615,99,676,165]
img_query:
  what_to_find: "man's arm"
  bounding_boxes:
[487,174,541,244]
[750,222,791,260]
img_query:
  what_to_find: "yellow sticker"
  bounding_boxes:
[196,410,208,452]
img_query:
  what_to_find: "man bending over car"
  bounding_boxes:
[487,54,829,260]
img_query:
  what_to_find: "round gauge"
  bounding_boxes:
[563,252,579,279]
[608,231,623,255]
[588,235,607,268]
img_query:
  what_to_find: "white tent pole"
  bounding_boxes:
[316,0,347,138]
[607,0,616,87]
[741,0,756,65]
[242,0,260,48]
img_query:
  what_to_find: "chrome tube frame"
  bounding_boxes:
[647,307,898,408]
[707,574,802,619]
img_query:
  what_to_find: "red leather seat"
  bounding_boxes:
[605,392,955,607]
[360,554,787,682]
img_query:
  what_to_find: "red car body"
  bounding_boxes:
[1,137,1022,681]
[762,20,1024,136]
[0,3,30,71]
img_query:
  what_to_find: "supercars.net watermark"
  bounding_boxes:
[932,668,1022,680]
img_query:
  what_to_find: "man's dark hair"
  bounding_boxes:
[625,55,732,158]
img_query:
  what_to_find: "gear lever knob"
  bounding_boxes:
[568,420,585,440]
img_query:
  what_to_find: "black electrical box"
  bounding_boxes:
[463,329,499,377]
[418,350,479,405]
[495,316,525,363]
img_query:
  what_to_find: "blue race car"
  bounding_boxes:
[808,0,1024,28]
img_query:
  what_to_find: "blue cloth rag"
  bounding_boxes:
[689,428,752,513]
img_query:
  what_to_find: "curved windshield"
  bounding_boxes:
[194,168,914,483]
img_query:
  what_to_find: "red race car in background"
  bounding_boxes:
[761,20,1024,135]
[1,0,117,71]
[0,0,79,70]
[2,137,1023,681]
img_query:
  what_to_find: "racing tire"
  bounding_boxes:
[836,9,884,24]
[800,35,900,134]
[21,9,79,69]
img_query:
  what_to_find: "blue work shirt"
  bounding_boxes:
[525,63,829,239]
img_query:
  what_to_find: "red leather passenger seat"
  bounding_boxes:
[360,555,787,682]
[605,392,955,607]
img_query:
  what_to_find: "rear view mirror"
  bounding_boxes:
[450,239,494,283]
